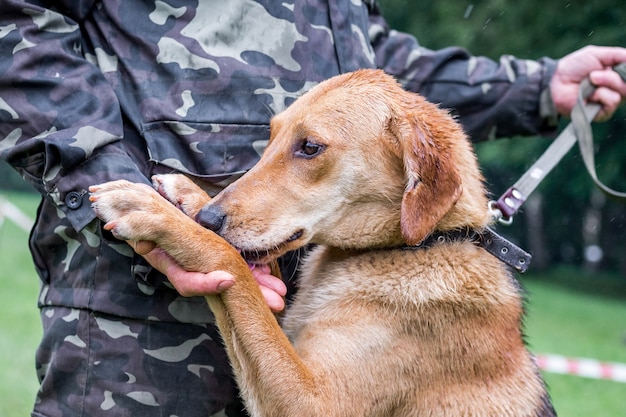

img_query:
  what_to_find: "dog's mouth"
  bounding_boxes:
[238,229,304,263]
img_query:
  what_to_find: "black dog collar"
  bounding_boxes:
[407,227,532,273]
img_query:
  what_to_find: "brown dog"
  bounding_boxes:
[90,69,555,416]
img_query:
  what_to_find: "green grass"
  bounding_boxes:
[0,191,41,417]
[523,276,626,416]
[1,191,625,416]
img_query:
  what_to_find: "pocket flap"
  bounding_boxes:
[143,121,269,179]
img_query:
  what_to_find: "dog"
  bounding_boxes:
[90,69,555,416]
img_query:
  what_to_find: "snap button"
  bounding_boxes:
[65,191,83,209]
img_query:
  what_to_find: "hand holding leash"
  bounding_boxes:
[492,61,626,223]
[550,46,626,121]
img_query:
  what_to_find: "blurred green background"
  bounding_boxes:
[1,0,625,415]
[379,0,626,275]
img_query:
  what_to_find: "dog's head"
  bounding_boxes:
[197,70,489,263]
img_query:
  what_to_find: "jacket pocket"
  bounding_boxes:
[142,121,269,181]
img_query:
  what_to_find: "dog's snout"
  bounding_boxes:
[196,204,226,233]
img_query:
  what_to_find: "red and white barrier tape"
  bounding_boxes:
[535,354,626,383]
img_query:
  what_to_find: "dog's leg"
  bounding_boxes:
[90,180,320,417]
[152,174,283,279]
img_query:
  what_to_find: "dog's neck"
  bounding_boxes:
[403,227,532,273]
[409,228,476,249]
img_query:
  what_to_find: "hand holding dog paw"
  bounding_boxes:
[142,247,236,294]
[142,247,287,312]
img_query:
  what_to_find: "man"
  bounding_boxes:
[1,1,625,416]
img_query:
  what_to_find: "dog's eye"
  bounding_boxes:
[296,139,325,158]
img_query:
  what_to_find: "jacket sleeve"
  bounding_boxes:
[366,1,558,142]
[0,0,150,231]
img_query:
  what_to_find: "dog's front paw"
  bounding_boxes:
[152,174,210,218]
[89,180,169,242]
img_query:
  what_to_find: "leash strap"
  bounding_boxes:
[494,62,626,222]
[572,65,626,201]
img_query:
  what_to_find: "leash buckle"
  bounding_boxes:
[488,200,513,226]
[496,186,526,219]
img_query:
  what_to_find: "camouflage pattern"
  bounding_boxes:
[0,0,557,416]
[35,306,245,417]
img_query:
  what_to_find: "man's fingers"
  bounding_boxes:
[251,266,288,297]
[128,240,157,255]
[589,87,623,122]
[140,248,232,295]
[589,69,626,96]
[590,46,626,68]
[260,286,286,313]
[140,246,170,272]
[193,270,236,293]
[252,266,287,313]
[167,266,236,297]
[587,57,626,121]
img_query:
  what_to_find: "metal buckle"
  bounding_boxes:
[488,200,513,226]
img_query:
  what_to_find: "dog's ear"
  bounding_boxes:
[390,103,463,245]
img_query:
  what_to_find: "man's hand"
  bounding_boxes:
[550,45,626,121]
[131,240,287,313]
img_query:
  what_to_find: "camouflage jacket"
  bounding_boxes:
[0,0,556,322]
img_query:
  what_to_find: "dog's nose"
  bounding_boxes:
[196,204,226,233]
